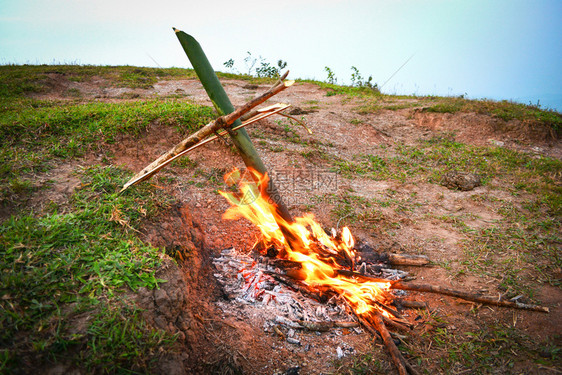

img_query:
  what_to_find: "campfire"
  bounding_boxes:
[122,30,550,374]
[212,168,549,374]
[213,168,421,373]
[219,168,393,317]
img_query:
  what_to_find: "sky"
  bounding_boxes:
[1,0,561,111]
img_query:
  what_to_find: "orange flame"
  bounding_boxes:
[219,168,392,317]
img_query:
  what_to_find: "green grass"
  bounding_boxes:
[330,136,562,215]
[333,349,387,374]
[458,198,562,296]
[83,304,174,373]
[418,322,558,373]
[425,97,562,134]
[274,118,307,145]
[298,79,384,98]
[0,65,221,372]
[0,98,215,205]
[0,65,198,99]
[1,99,215,146]
[328,190,420,235]
[0,165,176,373]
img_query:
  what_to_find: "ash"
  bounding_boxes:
[214,248,358,324]
[212,247,366,358]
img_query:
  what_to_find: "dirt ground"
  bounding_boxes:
[27,73,561,374]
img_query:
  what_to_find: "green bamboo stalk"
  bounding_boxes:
[173,28,266,173]
[173,28,296,225]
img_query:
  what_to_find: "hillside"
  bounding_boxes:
[1,65,561,374]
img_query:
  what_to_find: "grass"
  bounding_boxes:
[330,135,562,214]
[329,189,422,233]
[458,197,562,296]
[313,77,561,134]
[417,319,558,373]
[425,97,562,134]
[0,65,197,99]
[274,118,307,145]
[0,165,176,373]
[0,98,215,206]
[333,348,387,374]
[0,65,221,373]
[353,97,426,114]
[394,306,561,374]
[298,78,383,98]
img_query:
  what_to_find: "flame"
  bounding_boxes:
[219,168,392,317]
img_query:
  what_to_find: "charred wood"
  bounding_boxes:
[371,312,418,375]
[388,253,430,266]
[391,281,549,313]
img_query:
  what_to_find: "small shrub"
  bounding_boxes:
[325,66,337,84]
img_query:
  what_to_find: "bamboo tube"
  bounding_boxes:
[173,28,295,223]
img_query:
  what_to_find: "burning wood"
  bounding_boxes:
[213,247,359,326]
[216,167,550,374]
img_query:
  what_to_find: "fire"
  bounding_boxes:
[219,168,392,317]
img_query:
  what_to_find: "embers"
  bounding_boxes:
[213,248,356,323]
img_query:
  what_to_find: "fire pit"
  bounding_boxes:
[204,167,547,374]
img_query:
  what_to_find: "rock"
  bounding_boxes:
[153,315,168,330]
[288,107,316,115]
[154,288,169,307]
[488,139,504,147]
[243,84,259,90]
[157,355,187,375]
[442,171,482,191]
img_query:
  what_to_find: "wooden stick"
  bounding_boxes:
[121,80,294,192]
[391,281,549,313]
[395,299,428,310]
[342,298,417,375]
[335,269,390,284]
[276,317,360,332]
[389,254,430,266]
[371,312,419,375]
[381,315,412,334]
[174,29,295,226]
[354,313,408,375]
[334,321,360,328]
[121,104,290,191]
[374,300,405,321]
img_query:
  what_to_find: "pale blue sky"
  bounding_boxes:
[1,0,561,110]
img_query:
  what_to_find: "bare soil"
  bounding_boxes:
[26,75,561,374]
